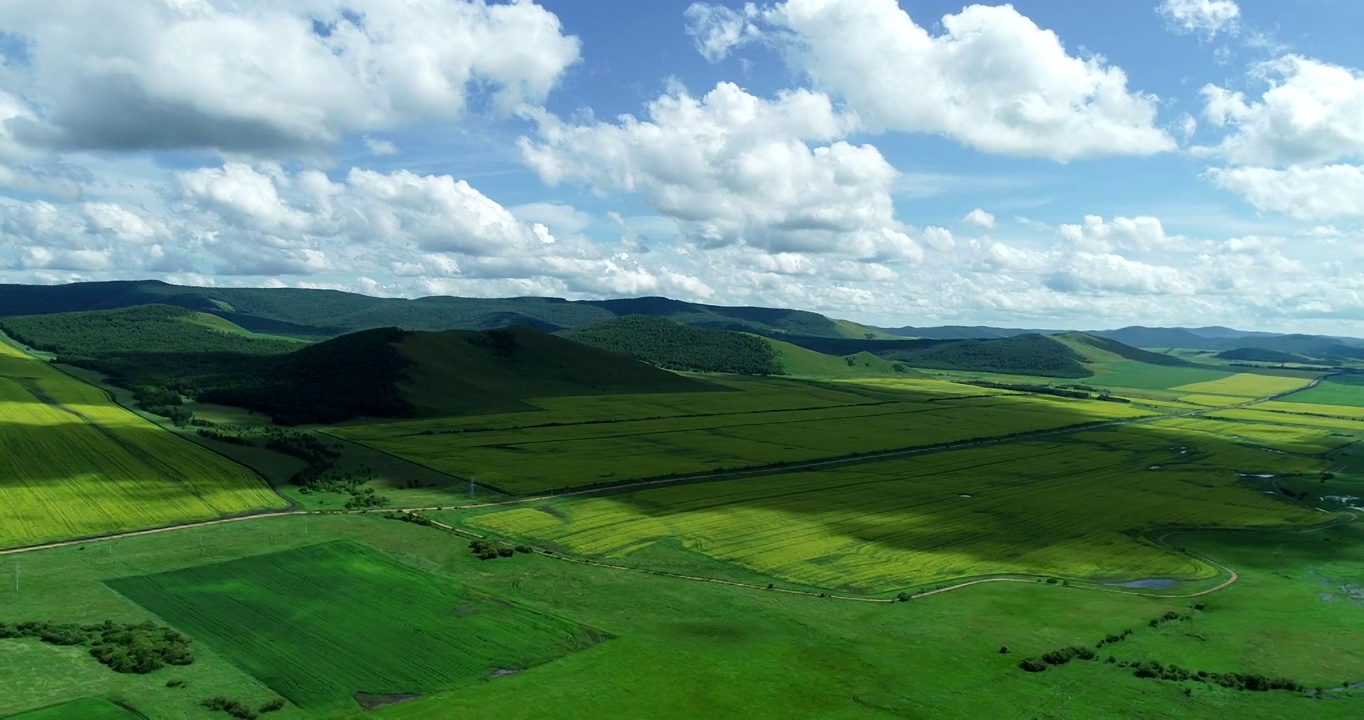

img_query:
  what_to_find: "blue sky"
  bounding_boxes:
[1,0,1362,332]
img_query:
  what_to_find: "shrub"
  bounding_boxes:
[259,698,286,714]
[1018,658,1047,673]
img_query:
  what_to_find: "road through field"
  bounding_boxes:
[0,375,1332,605]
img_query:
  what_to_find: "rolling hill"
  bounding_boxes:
[1053,332,1189,367]
[0,280,882,339]
[1215,347,1312,364]
[0,304,303,357]
[563,316,783,375]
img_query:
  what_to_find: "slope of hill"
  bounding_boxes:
[1216,347,1310,363]
[0,304,303,357]
[563,316,782,375]
[1091,326,1213,349]
[36,321,711,425]
[767,341,919,379]
[0,281,879,339]
[879,325,1057,339]
[886,334,1093,378]
[1053,332,1189,367]
[397,326,711,417]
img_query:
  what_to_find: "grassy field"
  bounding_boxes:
[0,341,285,549]
[1281,375,1364,408]
[335,379,1152,495]
[107,541,599,713]
[3,512,1359,719]
[1174,373,1316,398]
[458,425,1320,593]
[6,697,143,720]
[1087,361,1232,390]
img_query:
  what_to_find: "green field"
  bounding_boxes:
[107,541,601,712]
[6,697,143,720]
[460,424,1321,593]
[0,341,286,549]
[335,380,1151,495]
[1282,375,1364,408]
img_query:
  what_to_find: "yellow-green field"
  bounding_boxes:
[0,342,285,549]
[1258,400,1364,418]
[465,424,1319,593]
[1173,372,1315,398]
[336,381,1152,494]
[1150,415,1356,455]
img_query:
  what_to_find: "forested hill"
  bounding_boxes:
[0,304,302,357]
[564,316,783,375]
[0,280,881,339]
[889,334,1093,378]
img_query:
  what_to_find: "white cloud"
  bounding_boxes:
[519,81,920,262]
[1046,253,1192,295]
[0,0,581,155]
[684,2,761,62]
[363,136,399,156]
[1057,215,1181,253]
[1198,56,1364,167]
[1206,164,1364,219]
[701,0,1172,161]
[1157,0,1240,36]
[962,209,995,230]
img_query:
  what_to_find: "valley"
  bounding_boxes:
[1,282,1361,719]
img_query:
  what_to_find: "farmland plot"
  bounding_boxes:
[1281,375,1364,408]
[0,342,284,549]
[342,393,1150,495]
[1173,373,1315,399]
[108,541,601,712]
[466,428,1317,593]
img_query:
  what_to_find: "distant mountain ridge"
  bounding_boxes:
[0,280,884,340]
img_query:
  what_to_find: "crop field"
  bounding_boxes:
[1209,407,1364,433]
[6,697,140,720]
[106,541,601,712]
[1087,361,1232,390]
[1173,372,1316,398]
[340,390,1151,495]
[1281,375,1364,408]
[1150,416,1355,455]
[464,427,1318,593]
[0,342,285,549]
[1258,400,1364,419]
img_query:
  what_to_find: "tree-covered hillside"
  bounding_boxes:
[0,304,302,357]
[564,316,783,375]
[884,334,1093,378]
[0,280,879,339]
[1215,347,1311,363]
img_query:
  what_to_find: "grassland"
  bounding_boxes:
[0,340,285,549]
[1282,375,1364,408]
[107,541,599,713]
[1174,373,1316,398]
[336,379,1151,495]
[6,697,142,720]
[4,510,1358,719]
[458,423,1321,593]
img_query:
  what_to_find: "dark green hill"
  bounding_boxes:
[0,304,303,357]
[886,334,1092,378]
[1053,332,1189,366]
[564,316,782,375]
[1216,347,1311,363]
[398,326,710,417]
[0,281,877,339]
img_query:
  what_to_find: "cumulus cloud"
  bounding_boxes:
[962,209,995,230]
[0,0,581,155]
[519,81,921,262]
[683,2,761,62]
[1157,0,1240,36]
[1198,56,1364,167]
[1057,215,1181,253]
[1206,164,1364,220]
[363,136,399,156]
[687,0,1173,161]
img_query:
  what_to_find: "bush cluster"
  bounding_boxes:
[0,620,194,674]
[1018,646,1097,672]
[200,696,287,719]
[469,539,532,560]
[1121,660,1305,692]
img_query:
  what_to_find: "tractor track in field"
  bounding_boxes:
[0,374,1336,605]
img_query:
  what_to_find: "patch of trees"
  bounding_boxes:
[469,539,533,560]
[0,620,193,674]
[565,316,784,375]
[0,304,300,358]
[888,335,1093,378]
[1017,645,1098,672]
[1118,660,1306,693]
[201,696,287,719]
[1215,347,1310,364]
